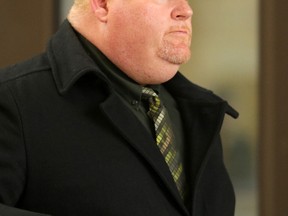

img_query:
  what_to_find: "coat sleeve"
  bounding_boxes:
[0,84,50,216]
[0,204,51,216]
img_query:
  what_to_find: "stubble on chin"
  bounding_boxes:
[157,45,191,65]
[157,31,192,65]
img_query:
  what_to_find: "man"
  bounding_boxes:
[0,0,238,215]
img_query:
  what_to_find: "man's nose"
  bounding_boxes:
[171,0,193,21]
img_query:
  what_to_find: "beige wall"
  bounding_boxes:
[181,1,259,216]
[183,0,288,215]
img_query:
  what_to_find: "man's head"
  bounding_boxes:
[68,0,193,85]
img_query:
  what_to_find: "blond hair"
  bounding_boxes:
[73,0,90,11]
[68,0,90,19]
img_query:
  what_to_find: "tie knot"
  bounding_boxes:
[141,87,162,110]
[141,87,158,100]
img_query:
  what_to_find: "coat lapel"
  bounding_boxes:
[100,93,190,216]
[176,98,230,212]
[163,73,238,213]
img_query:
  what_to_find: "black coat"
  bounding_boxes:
[0,21,238,216]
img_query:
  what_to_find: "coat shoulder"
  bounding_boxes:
[0,54,50,86]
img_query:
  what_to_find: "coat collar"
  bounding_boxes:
[47,20,238,119]
[164,73,239,119]
[47,20,109,94]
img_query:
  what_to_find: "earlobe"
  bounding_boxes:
[90,0,109,22]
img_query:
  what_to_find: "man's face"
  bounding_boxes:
[103,0,193,83]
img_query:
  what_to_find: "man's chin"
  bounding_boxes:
[165,52,191,65]
[157,45,191,65]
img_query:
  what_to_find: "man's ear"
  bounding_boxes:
[90,0,109,22]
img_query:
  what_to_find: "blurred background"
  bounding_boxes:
[1,1,287,216]
[181,1,259,216]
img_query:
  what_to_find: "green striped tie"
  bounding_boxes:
[142,87,186,199]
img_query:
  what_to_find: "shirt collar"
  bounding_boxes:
[78,33,144,106]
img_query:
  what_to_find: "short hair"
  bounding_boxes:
[73,0,89,10]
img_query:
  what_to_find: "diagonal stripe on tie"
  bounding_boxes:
[141,87,187,200]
